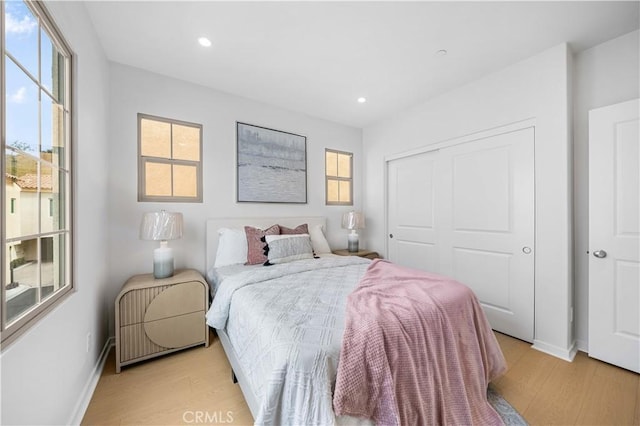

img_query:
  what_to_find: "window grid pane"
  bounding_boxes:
[140,118,171,159]
[173,164,198,197]
[4,1,39,79]
[5,149,39,239]
[326,151,338,177]
[327,179,339,203]
[5,58,39,154]
[5,238,38,324]
[40,27,60,100]
[41,91,64,158]
[172,124,200,161]
[339,180,351,202]
[337,153,351,178]
[144,161,172,197]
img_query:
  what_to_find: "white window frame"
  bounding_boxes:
[1,0,74,347]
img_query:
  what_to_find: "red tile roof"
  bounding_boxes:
[15,174,53,190]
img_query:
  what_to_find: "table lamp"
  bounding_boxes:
[140,210,183,279]
[342,211,365,253]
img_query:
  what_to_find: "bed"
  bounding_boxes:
[204,216,506,425]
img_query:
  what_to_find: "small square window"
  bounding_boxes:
[326,149,353,205]
[138,114,203,202]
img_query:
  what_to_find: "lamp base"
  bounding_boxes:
[347,231,359,253]
[153,243,174,279]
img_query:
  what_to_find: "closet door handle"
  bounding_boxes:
[522,246,532,254]
[389,234,394,238]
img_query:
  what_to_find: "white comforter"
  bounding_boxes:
[206,256,371,425]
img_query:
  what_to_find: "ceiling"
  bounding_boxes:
[84,1,639,128]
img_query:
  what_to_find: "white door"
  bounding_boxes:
[589,99,640,373]
[386,127,535,342]
[438,128,535,341]
[387,151,439,272]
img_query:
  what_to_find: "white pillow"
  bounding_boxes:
[309,224,332,254]
[264,234,314,265]
[214,228,248,267]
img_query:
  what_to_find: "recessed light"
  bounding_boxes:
[357,97,367,103]
[435,49,448,57]
[198,37,212,47]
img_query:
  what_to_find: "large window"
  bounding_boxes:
[325,149,353,205]
[2,1,73,345]
[138,113,203,202]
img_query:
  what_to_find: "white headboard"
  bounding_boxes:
[205,216,327,273]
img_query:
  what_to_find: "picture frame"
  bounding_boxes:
[236,122,307,203]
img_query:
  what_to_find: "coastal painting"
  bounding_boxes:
[237,122,307,203]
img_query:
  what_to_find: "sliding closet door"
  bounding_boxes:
[387,151,439,272]
[439,127,535,341]
[386,127,535,341]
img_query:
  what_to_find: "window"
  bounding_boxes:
[138,113,203,202]
[325,149,353,205]
[2,0,73,345]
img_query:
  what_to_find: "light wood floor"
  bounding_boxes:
[82,331,640,425]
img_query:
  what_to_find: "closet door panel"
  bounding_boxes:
[452,248,511,311]
[452,146,511,232]
[387,151,439,272]
[441,127,535,341]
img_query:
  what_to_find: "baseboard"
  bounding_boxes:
[532,338,578,362]
[68,336,115,425]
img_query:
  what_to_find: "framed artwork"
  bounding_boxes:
[236,122,307,203]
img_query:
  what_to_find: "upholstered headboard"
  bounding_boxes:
[205,216,327,273]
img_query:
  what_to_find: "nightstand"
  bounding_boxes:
[115,269,209,373]
[332,249,380,259]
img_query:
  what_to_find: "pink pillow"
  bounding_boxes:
[245,225,280,265]
[279,223,309,235]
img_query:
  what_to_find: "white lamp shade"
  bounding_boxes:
[140,211,184,241]
[342,211,365,230]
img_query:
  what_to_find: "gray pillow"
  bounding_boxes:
[264,234,314,265]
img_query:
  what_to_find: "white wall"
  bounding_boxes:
[572,30,640,351]
[0,2,111,425]
[363,44,574,359]
[107,63,362,335]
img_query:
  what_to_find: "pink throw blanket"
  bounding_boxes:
[333,260,507,425]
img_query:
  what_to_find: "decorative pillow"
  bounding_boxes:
[245,225,280,265]
[279,223,309,235]
[264,234,314,265]
[309,224,332,254]
[214,228,248,267]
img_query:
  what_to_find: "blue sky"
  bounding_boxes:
[5,0,57,156]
